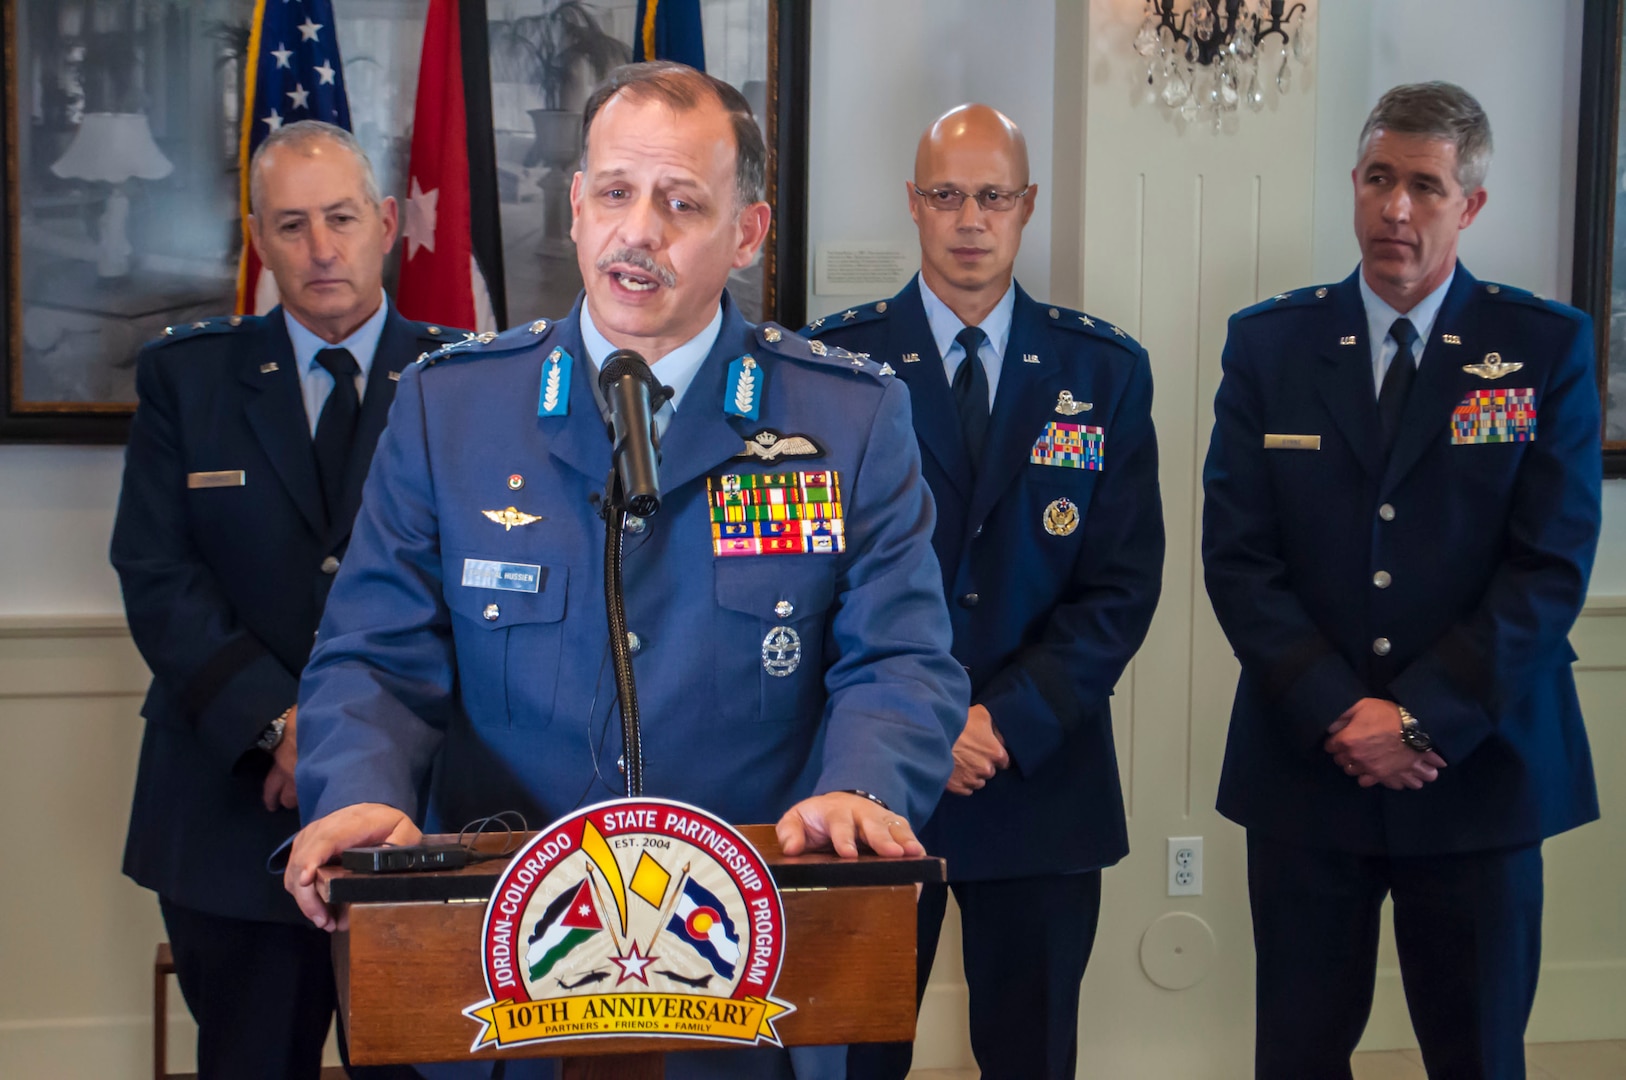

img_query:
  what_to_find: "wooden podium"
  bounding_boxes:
[318,824,942,1077]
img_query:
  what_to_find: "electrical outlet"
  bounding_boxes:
[1168,836,1203,896]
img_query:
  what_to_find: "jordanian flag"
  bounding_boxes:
[526,879,603,982]
[666,879,740,979]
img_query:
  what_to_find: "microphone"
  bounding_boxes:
[597,350,672,518]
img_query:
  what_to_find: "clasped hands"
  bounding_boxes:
[1325,697,1446,789]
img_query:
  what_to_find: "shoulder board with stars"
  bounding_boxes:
[151,314,259,346]
[803,299,893,337]
[415,322,548,368]
[754,322,894,382]
[1234,285,1335,321]
[1043,303,1144,353]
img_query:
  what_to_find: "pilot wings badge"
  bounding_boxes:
[1462,352,1524,380]
[483,506,545,531]
[734,429,826,462]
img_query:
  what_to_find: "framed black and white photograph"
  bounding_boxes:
[1573,0,1626,476]
[2,0,256,441]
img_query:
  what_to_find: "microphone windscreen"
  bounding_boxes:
[598,349,657,393]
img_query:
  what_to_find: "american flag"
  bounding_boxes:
[235,0,353,314]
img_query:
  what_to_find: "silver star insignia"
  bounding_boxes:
[842,309,858,321]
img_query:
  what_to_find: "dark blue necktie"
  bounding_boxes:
[951,325,990,469]
[1378,318,1418,455]
[312,347,360,527]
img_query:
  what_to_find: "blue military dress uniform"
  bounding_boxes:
[809,276,1166,1080]
[294,292,968,1080]
[112,304,448,1079]
[1202,264,1602,1078]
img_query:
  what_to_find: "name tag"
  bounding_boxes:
[1263,434,1321,450]
[462,559,545,593]
[187,470,246,488]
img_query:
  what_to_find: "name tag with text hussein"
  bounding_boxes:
[1263,434,1321,450]
[462,559,545,593]
[187,470,246,488]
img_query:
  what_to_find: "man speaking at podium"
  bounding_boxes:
[283,61,967,1076]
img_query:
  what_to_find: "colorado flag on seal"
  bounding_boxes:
[667,878,741,979]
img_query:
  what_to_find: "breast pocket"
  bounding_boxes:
[713,560,836,724]
[443,552,569,730]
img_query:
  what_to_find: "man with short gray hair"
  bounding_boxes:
[1202,81,1602,1078]
[114,119,446,1079]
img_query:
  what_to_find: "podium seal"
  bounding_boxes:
[463,798,794,1051]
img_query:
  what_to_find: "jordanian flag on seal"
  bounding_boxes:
[667,878,741,979]
[526,879,603,982]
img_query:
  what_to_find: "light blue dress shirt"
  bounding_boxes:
[284,292,390,436]
[1358,267,1454,398]
[918,275,1016,410]
[579,300,724,437]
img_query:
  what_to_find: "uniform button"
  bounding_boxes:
[959,592,979,608]
[1378,503,1396,522]
[483,603,500,621]
[627,631,642,655]
[774,600,794,619]
[1372,637,1391,656]
[1373,570,1392,589]
[973,524,984,539]
[624,515,647,534]
[320,555,341,574]
[617,754,626,776]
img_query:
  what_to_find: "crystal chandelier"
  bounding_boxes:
[1134,0,1312,130]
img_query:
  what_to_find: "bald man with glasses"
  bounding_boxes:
[806,104,1166,1080]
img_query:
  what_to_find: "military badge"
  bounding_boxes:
[762,626,801,677]
[259,362,280,373]
[726,356,762,420]
[1043,497,1080,537]
[1054,391,1091,415]
[1461,352,1524,380]
[1452,387,1536,444]
[463,798,793,1053]
[1030,422,1104,470]
[735,429,824,462]
[901,353,921,364]
[538,347,573,417]
[709,472,845,556]
[483,506,545,531]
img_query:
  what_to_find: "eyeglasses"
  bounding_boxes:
[913,185,1033,212]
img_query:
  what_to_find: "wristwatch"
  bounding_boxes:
[255,707,293,753]
[1397,706,1433,752]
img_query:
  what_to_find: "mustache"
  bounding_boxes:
[597,248,677,289]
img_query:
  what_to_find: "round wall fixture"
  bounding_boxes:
[1139,912,1217,991]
